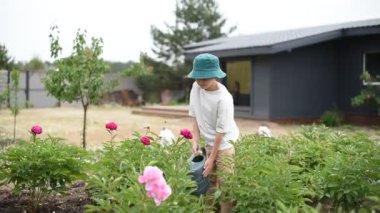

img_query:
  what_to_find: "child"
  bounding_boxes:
[187,53,239,213]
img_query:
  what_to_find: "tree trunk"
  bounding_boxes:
[25,70,30,103]
[12,91,17,145]
[12,112,16,145]
[82,104,88,149]
[6,70,10,108]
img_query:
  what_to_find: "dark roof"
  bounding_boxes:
[184,17,380,58]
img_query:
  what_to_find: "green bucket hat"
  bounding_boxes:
[187,53,226,79]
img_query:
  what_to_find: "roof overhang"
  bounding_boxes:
[184,25,380,61]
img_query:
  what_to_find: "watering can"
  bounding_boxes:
[188,147,210,196]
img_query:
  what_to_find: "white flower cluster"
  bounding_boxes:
[258,125,272,137]
[159,128,175,146]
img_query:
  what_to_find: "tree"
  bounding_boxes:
[24,57,46,107]
[44,26,114,149]
[27,57,45,72]
[122,53,152,77]
[107,61,134,73]
[0,44,14,71]
[352,71,380,114]
[151,0,236,64]
[10,69,20,144]
[0,44,15,108]
[130,54,191,103]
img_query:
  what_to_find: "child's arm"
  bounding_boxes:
[191,118,201,153]
[202,132,224,177]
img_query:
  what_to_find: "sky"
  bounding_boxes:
[1,0,380,63]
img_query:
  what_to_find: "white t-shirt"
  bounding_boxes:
[189,81,239,150]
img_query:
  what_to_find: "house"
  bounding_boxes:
[184,18,380,123]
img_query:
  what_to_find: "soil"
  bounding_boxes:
[0,181,92,213]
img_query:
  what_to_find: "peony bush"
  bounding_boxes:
[85,124,204,212]
[222,126,380,212]
[0,126,88,212]
[0,123,379,212]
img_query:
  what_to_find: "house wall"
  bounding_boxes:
[337,35,380,115]
[220,56,272,119]
[269,41,338,119]
[251,56,272,119]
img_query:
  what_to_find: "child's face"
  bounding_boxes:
[196,78,217,91]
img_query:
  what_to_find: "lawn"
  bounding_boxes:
[0,105,301,149]
[1,105,378,149]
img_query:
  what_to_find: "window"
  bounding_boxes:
[226,60,251,106]
[363,52,380,85]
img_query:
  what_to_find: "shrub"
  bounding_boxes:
[317,132,380,211]
[320,109,343,127]
[86,133,205,212]
[0,136,88,212]
[351,71,380,114]
[0,89,8,108]
[222,126,379,212]
[222,135,311,212]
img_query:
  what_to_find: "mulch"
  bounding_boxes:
[0,180,92,213]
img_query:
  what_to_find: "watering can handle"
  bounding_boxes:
[201,147,206,157]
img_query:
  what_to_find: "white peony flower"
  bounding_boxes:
[159,128,175,146]
[258,125,272,137]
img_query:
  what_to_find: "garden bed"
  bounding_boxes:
[0,107,379,212]
[0,181,91,213]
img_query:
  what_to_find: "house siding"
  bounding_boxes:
[337,35,380,115]
[269,41,337,119]
[251,56,272,119]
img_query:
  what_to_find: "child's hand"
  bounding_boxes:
[202,158,215,177]
[192,143,200,154]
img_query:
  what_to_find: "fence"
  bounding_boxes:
[0,70,142,108]
[0,70,58,108]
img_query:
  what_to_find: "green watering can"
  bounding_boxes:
[188,147,210,196]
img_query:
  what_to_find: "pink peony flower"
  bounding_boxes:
[140,136,151,145]
[180,128,193,139]
[105,122,118,131]
[31,125,43,135]
[138,166,171,206]
[145,181,172,206]
[138,166,164,184]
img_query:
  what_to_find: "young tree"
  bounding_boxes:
[10,69,20,144]
[151,0,236,64]
[44,26,113,149]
